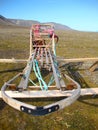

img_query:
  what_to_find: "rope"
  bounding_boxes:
[48,75,54,86]
[33,59,48,90]
[29,78,37,86]
[33,60,43,90]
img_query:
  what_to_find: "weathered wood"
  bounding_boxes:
[45,48,49,65]
[58,57,98,62]
[40,48,43,66]
[0,88,98,98]
[0,58,97,63]
[0,59,27,63]
[30,30,33,56]
[32,45,48,48]
[48,49,61,88]
[89,61,98,72]
[18,50,37,90]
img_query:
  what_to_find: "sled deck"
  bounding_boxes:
[1,24,81,116]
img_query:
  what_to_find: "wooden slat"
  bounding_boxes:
[48,49,61,88]
[58,57,98,62]
[18,50,36,89]
[41,48,43,66]
[0,88,98,98]
[89,61,98,72]
[45,48,49,65]
[28,85,56,88]
[0,59,27,63]
[0,58,97,63]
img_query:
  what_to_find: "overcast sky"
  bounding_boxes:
[0,0,98,31]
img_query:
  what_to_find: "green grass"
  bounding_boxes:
[56,30,98,58]
[0,25,29,59]
[0,25,98,130]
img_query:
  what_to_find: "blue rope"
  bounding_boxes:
[33,60,43,90]
[33,59,48,90]
[48,75,54,86]
[29,78,37,86]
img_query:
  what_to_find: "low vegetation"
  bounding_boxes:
[0,25,98,130]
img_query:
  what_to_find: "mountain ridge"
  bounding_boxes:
[0,15,72,30]
[0,15,15,26]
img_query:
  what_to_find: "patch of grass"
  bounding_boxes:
[56,30,98,58]
[0,25,29,59]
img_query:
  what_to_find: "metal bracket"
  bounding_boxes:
[20,105,59,116]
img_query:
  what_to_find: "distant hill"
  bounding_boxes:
[0,15,14,26]
[43,22,71,30]
[0,15,72,30]
[9,20,71,30]
[9,19,40,27]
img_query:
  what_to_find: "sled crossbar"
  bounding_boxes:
[0,88,98,98]
[0,59,27,63]
[0,58,97,63]
[58,57,98,62]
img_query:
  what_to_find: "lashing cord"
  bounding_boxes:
[33,59,48,90]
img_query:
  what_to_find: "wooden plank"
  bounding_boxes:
[80,88,98,96]
[18,51,36,89]
[0,57,97,63]
[0,88,98,98]
[40,48,43,66]
[28,85,56,88]
[45,48,49,65]
[32,45,49,48]
[58,57,98,62]
[32,24,54,27]
[48,49,61,88]
[30,30,33,56]
[0,59,27,63]
[89,61,98,72]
